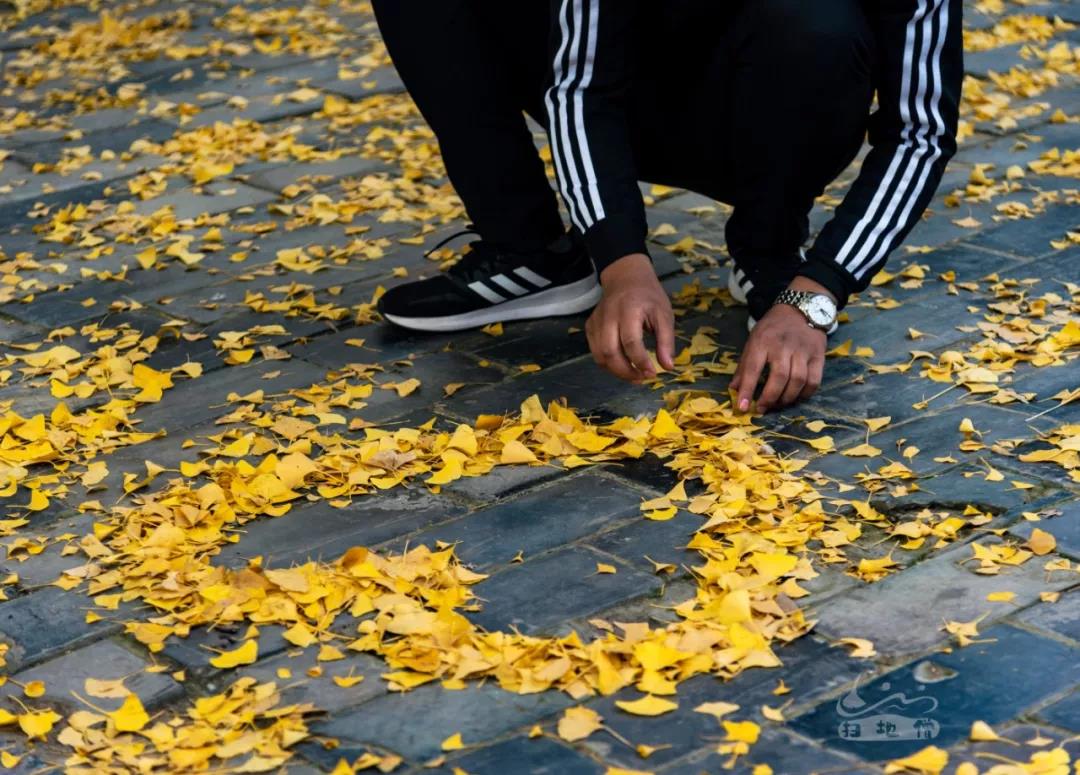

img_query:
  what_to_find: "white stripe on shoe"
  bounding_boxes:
[467,281,506,304]
[513,267,553,288]
[490,273,529,296]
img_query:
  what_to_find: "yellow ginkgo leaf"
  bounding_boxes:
[209,639,258,669]
[441,732,464,751]
[27,489,49,512]
[332,674,365,688]
[109,693,150,733]
[1027,528,1056,556]
[761,704,784,722]
[864,416,892,432]
[18,709,62,740]
[615,695,677,716]
[722,719,761,744]
[969,720,1000,742]
[883,745,948,775]
[842,443,882,458]
[807,435,835,452]
[834,637,877,658]
[557,706,603,742]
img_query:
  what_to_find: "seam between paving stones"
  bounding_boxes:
[408,722,613,775]
[1025,682,1080,725]
[366,466,620,555]
[993,458,1080,497]
[1000,611,1080,651]
[657,727,878,774]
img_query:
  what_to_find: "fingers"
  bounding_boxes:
[588,310,641,382]
[756,351,790,413]
[734,339,768,413]
[650,306,676,372]
[620,316,656,380]
[801,354,824,400]
[780,356,807,408]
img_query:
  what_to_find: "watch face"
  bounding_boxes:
[804,295,836,327]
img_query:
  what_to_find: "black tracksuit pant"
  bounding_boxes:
[374,1,904,318]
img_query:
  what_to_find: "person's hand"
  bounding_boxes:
[731,278,833,413]
[586,253,675,382]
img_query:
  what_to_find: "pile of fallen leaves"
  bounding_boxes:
[54,678,317,773]
[916,274,1079,406]
[0,322,200,510]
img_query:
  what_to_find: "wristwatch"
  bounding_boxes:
[774,289,837,331]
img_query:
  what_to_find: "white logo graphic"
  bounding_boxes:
[836,678,940,742]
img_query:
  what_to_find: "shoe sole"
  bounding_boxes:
[727,266,749,305]
[383,274,603,332]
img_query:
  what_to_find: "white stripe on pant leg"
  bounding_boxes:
[556,0,596,227]
[843,0,946,275]
[490,273,529,296]
[545,0,583,229]
[832,0,930,270]
[467,281,506,304]
[849,0,947,276]
[513,267,552,288]
[853,0,950,279]
[572,0,606,221]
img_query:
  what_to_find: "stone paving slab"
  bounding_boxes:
[791,624,1079,762]
[811,536,1078,657]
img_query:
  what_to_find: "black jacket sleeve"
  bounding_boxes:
[799,0,964,303]
[545,0,648,274]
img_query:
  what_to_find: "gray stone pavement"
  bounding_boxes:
[0,1,1077,773]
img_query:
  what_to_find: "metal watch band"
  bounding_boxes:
[774,289,810,309]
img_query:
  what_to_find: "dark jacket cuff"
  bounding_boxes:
[583,214,650,275]
[798,248,859,310]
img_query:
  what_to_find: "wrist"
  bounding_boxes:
[789,275,837,303]
[599,252,654,288]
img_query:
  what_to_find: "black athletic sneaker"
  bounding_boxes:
[378,231,601,332]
